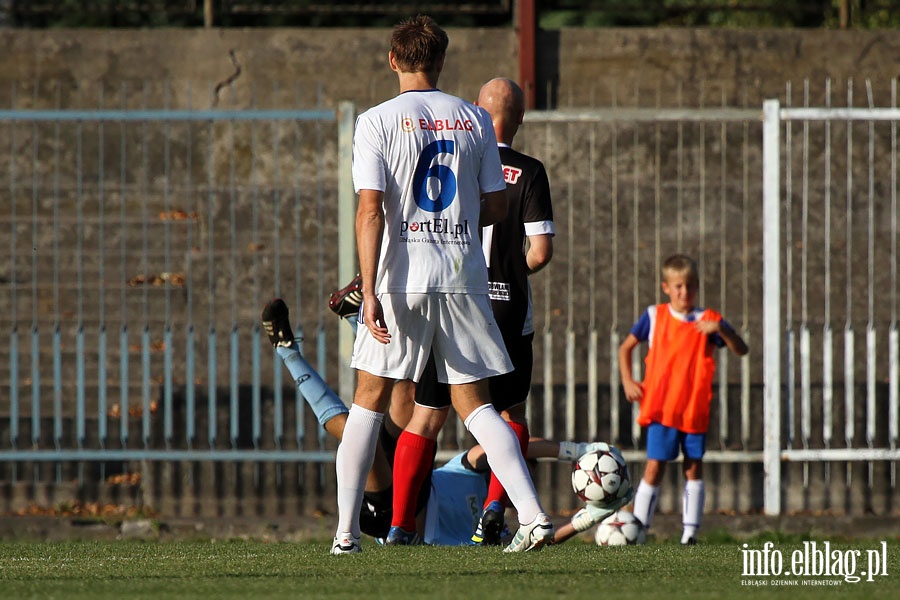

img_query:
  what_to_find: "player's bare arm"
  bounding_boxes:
[617,333,644,403]
[525,233,553,274]
[695,318,749,356]
[718,320,748,356]
[356,188,390,344]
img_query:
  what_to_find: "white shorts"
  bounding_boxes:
[350,292,512,385]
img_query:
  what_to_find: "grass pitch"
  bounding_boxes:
[0,534,897,599]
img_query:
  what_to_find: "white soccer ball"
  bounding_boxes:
[570,449,631,505]
[595,510,647,546]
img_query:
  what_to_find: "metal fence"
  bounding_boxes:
[1,82,898,516]
[0,97,350,473]
[762,83,900,515]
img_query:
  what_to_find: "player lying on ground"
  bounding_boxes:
[262,296,632,545]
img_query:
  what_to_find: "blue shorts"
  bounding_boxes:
[645,423,706,461]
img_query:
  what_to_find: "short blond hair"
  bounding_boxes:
[662,254,699,284]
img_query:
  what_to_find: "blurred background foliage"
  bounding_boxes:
[1,0,897,29]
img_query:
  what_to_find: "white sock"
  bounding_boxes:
[632,480,659,529]
[464,403,542,524]
[335,404,383,538]
[682,479,705,543]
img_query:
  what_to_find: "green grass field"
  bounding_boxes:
[0,534,897,599]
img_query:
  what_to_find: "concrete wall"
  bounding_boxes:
[1,28,897,110]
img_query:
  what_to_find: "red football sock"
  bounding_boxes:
[483,420,529,509]
[391,430,435,531]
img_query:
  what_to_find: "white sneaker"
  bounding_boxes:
[503,513,553,553]
[331,533,362,555]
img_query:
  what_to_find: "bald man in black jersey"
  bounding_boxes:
[471,77,556,546]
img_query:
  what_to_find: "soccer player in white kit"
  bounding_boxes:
[331,15,553,554]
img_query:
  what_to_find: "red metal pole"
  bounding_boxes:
[517,0,537,110]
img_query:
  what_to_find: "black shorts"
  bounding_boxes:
[414,333,534,412]
[414,351,453,409]
[488,332,534,413]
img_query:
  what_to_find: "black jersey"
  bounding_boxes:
[483,145,554,339]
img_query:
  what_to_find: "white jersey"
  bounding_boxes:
[352,89,506,294]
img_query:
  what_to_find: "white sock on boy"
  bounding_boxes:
[632,480,659,529]
[681,479,705,543]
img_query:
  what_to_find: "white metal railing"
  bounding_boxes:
[762,88,900,514]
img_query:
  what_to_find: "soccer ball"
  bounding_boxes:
[570,449,631,505]
[595,510,647,546]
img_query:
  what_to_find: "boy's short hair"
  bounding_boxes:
[390,15,449,75]
[662,254,699,284]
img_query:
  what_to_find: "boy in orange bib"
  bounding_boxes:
[618,254,748,544]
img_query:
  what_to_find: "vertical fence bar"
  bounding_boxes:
[783,84,794,452]
[250,109,262,454]
[52,90,63,481]
[10,328,18,451]
[541,120,554,441]
[698,117,707,308]
[740,107,751,451]
[318,329,330,451]
[891,326,899,488]
[565,122,576,443]
[822,80,834,483]
[294,97,305,451]
[208,329,217,447]
[565,330,575,442]
[253,336,261,448]
[587,125,599,441]
[843,83,856,490]
[865,83,877,485]
[271,96,284,456]
[75,115,86,455]
[230,327,239,448]
[892,80,899,487]
[31,325,39,452]
[718,105,730,450]
[609,331,620,444]
[315,97,329,453]
[53,326,62,478]
[7,92,18,467]
[741,98,752,455]
[77,330,85,447]
[142,326,151,446]
[30,101,40,468]
[119,87,129,449]
[140,86,151,450]
[163,86,174,449]
[542,330,553,440]
[120,327,128,446]
[799,81,811,486]
[165,328,173,446]
[762,99,781,515]
[97,93,107,455]
[588,330,598,439]
[676,88,684,250]
[228,98,239,452]
[250,100,261,456]
[207,108,217,449]
[186,328,195,446]
[185,85,196,449]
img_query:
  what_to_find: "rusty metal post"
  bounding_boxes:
[517,0,537,110]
